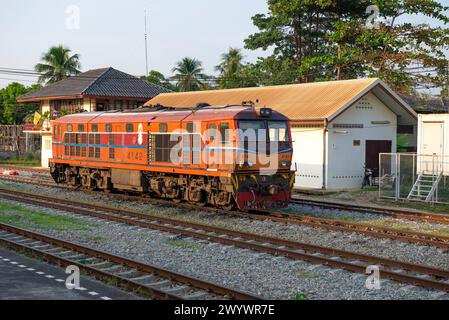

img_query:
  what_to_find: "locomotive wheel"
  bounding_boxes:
[221,204,234,211]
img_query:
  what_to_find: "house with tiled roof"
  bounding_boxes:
[17,67,169,167]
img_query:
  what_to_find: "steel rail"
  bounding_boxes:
[0,223,260,300]
[0,184,449,249]
[1,188,449,292]
[291,198,449,225]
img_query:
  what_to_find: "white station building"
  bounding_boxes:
[146,78,418,190]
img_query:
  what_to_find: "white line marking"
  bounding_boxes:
[2,259,10,261]
[55,279,64,282]
[26,268,35,271]
[76,287,87,291]
[10,261,18,264]
[36,271,45,275]
[18,265,26,268]
[88,291,99,296]
[45,275,55,279]
[100,296,112,300]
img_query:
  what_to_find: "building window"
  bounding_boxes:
[126,124,134,133]
[397,125,414,134]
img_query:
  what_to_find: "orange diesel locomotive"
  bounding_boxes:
[49,105,294,210]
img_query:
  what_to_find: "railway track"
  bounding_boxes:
[2,175,449,249]
[0,165,49,174]
[0,222,259,300]
[291,198,449,225]
[1,188,449,293]
[3,174,449,226]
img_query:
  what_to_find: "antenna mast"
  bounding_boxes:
[144,9,149,76]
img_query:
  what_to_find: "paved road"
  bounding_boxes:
[0,247,141,300]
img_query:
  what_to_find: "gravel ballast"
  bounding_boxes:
[0,181,448,299]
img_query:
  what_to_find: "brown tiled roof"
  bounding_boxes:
[17,67,169,102]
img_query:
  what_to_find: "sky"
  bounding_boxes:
[0,0,270,88]
[1,0,448,90]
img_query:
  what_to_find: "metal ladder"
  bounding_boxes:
[407,172,443,202]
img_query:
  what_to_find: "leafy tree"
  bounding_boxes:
[35,45,81,84]
[171,57,207,91]
[140,70,176,91]
[0,83,41,124]
[245,0,449,94]
[245,0,371,83]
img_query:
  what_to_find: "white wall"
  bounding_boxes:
[326,93,397,189]
[291,127,324,189]
[417,114,449,175]
[418,114,449,156]
[41,135,52,168]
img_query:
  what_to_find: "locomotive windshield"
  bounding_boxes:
[238,120,290,153]
[238,120,290,142]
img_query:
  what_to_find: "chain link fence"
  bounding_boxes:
[379,153,449,204]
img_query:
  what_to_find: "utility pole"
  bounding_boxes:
[144,9,149,77]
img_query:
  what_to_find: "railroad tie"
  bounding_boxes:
[145,280,171,289]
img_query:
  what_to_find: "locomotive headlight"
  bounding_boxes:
[240,161,254,168]
[260,108,272,117]
[281,160,291,168]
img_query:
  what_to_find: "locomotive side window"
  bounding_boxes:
[126,124,134,133]
[64,131,69,156]
[109,133,115,159]
[186,123,194,133]
[207,124,217,142]
[53,125,59,140]
[67,124,73,132]
[78,124,86,157]
[159,123,168,133]
[220,123,229,145]
[106,123,112,132]
[92,124,98,132]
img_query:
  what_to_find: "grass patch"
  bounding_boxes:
[0,153,40,167]
[0,202,88,231]
[163,239,200,251]
[295,268,319,279]
[292,291,308,300]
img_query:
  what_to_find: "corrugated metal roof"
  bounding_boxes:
[17,68,170,102]
[145,78,381,120]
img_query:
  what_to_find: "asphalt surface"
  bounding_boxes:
[0,247,141,300]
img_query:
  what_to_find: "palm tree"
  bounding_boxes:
[171,57,206,91]
[35,45,81,84]
[216,47,244,76]
[215,48,246,89]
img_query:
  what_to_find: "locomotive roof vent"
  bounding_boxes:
[196,102,211,109]
[242,100,255,107]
